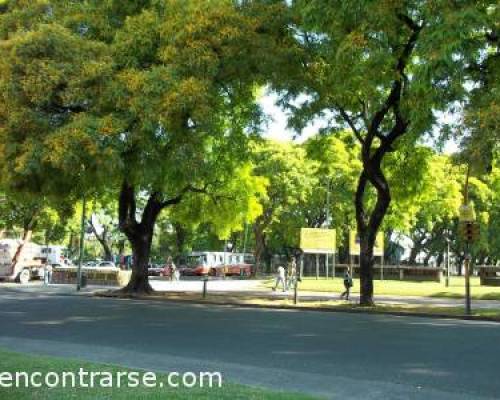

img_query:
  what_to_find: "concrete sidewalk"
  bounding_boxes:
[148,279,500,310]
[2,280,500,311]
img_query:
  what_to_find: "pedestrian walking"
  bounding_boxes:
[340,270,353,300]
[287,256,297,289]
[272,265,287,292]
[165,257,177,281]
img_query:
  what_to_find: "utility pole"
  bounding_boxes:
[464,241,471,315]
[445,237,450,287]
[325,178,332,280]
[77,195,87,291]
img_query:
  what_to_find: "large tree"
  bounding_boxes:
[0,0,291,293]
[283,0,491,305]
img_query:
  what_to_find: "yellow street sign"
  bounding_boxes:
[349,231,384,256]
[300,228,336,254]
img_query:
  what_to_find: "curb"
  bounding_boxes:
[93,291,500,323]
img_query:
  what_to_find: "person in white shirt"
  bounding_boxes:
[272,265,287,292]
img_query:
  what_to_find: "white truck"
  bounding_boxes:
[0,239,44,284]
[40,245,71,267]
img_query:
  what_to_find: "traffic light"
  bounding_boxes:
[459,222,480,243]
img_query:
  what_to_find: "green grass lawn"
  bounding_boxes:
[0,349,318,400]
[263,276,500,300]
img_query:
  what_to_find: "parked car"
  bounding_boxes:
[84,261,98,268]
[148,264,164,276]
[96,261,118,270]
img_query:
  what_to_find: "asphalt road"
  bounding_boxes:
[0,287,499,399]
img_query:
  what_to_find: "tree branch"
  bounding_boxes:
[338,106,365,144]
[118,181,138,235]
[160,183,212,208]
[368,16,422,141]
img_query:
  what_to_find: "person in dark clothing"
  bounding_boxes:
[340,270,353,300]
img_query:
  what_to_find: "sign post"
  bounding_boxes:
[325,254,329,279]
[459,203,478,316]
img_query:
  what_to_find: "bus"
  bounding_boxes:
[180,251,254,277]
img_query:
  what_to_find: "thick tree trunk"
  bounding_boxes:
[118,182,162,295]
[359,232,375,305]
[117,181,191,294]
[122,227,154,294]
[356,165,391,306]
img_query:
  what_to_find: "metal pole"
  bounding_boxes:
[465,241,471,315]
[223,240,227,280]
[332,252,336,279]
[315,254,319,280]
[224,240,227,266]
[326,179,331,225]
[77,195,86,291]
[463,165,472,315]
[325,254,329,279]
[203,278,208,299]
[446,239,450,287]
[294,279,298,304]
[300,254,304,280]
[381,255,384,281]
[350,254,352,277]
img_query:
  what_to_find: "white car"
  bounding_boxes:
[96,261,118,270]
[84,261,98,268]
